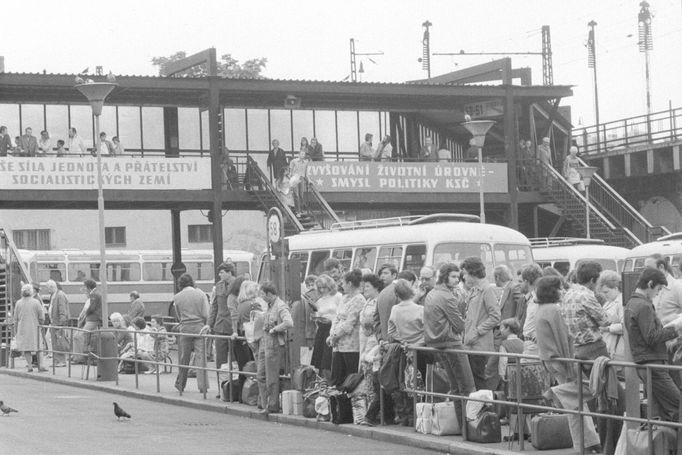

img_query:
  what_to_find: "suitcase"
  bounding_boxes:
[466,411,502,443]
[220,380,242,402]
[281,390,304,415]
[415,402,434,434]
[530,413,573,450]
[432,401,461,436]
[241,378,259,406]
[329,393,353,424]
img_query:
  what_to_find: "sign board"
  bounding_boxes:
[170,261,187,278]
[306,162,508,193]
[462,100,504,119]
[0,157,212,190]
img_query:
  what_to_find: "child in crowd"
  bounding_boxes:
[55,139,66,157]
[150,315,170,358]
[497,317,524,383]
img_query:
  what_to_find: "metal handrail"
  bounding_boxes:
[301,176,341,230]
[0,229,32,286]
[577,157,670,242]
[245,156,304,233]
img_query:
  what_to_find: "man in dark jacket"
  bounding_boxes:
[624,268,682,421]
[208,262,235,373]
[267,139,288,182]
[424,263,476,418]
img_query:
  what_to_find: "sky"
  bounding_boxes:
[3,0,682,127]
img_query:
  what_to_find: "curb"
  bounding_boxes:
[0,368,518,455]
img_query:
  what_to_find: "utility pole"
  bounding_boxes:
[638,1,653,139]
[541,25,553,85]
[421,20,432,79]
[587,20,600,154]
[349,38,383,82]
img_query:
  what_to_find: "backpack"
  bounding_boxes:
[292,365,318,392]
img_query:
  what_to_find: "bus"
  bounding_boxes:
[530,238,630,276]
[260,213,534,282]
[18,249,255,318]
[623,232,682,276]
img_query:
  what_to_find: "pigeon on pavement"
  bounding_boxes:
[0,401,18,416]
[113,402,131,420]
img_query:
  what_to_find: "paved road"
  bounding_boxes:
[0,374,438,455]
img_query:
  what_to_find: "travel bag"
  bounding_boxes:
[220,380,242,402]
[329,393,353,424]
[626,421,677,455]
[241,377,259,406]
[431,401,461,436]
[281,390,304,416]
[530,413,572,450]
[466,410,502,443]
[415,402,433,434]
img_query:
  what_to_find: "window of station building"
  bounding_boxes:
[337,111,359,156]
[270,109,293,152]
[185,261,213,281]
[377,245,403,269]
[99,106,117,142]
[289,252,309,282]
[225,108,247,151]
[20,104,45,134]
[403,244,426,275]
[178,108,201,151]
[309,250,330,276]
[292,110,314,151]
[358,111,380,147]
[143,262,172,282]
[188,224,213,243]
[45,105,69,148]
[432,243,493,276]
[107,262,140,282]
[247,109,270,151]
[141,107,164,150]
[332,249,353,272]
[118,106,141,150]
[493,244,532,275]
[0,104,20,138]
[352,247,377,272]
[70,105,94,149]
[313,110,337,157]
[105,226,126,247]
[13,229,51,250]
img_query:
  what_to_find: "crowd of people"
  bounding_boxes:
[0,125,124,157]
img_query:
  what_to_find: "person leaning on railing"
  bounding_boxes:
[624,268,682,422]
[535,275,602,454]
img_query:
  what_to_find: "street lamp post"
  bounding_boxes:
[576,166,598,239]
[461,120,495,223]
[74,81,117,325]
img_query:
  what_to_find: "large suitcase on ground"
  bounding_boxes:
[530,413,573,450]
[329,393,353,424]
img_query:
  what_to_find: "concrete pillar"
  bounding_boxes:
[603,157,611,179]
[647,149,654,174]
[674,145,680,171]
[624,153,631,177]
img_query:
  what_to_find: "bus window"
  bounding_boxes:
[289,252,309,282]
[234,261,250,277]
[185,261,214,281]
[332,249,353,272]
[433,243,492,275]
[403,244,426,275]
[633,258,646,272]
[107,263,141,282]
[68,263,100,282]
[353,247,376,272]
[309,250,330,276]
[623,258,633,272]
[493,244,532,275]
[37,263,66,283]
[554,261,570,276]
[536,261,552,269]
[258,254,271,283]
[377,246,403,269]
[143,262,172,281]
[671,255,682,278]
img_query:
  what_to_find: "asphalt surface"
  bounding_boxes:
[0,374,439,455]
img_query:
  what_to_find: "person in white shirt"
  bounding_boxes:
[67,127,87,155]
[98,132,114,156]
[359,133,374,161]
[38,130,52,156]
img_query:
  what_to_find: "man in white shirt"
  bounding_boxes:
[359,133,374,161]
[67,127,87,155]
[98,132,114,156]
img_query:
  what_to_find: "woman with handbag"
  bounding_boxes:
[14,284,47,372]
[310,274,341,381]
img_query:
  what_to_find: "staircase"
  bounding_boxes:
[576,157,671,243]
[522,159,640,247]
[0,229,33,363]
[244,156,340,236]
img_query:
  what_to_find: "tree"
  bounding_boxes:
[151,51,267,78]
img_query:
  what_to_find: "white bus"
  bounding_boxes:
[19,249,255,319]
[623,232,682,275]
[531,238,630,276]
[261,214,534,282]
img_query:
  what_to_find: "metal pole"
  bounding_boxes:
[585,185,591,239]
[478,147,485,223]
[95,114,108,324]
[588,21,600,154]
